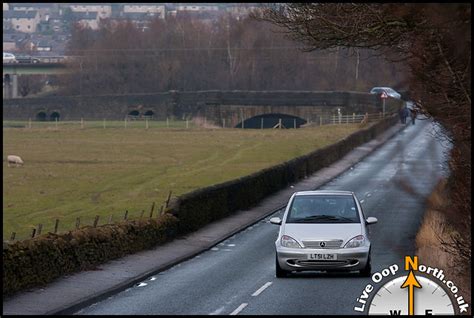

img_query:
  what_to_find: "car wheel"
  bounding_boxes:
[360,253,372,277]
[276,255,290,278]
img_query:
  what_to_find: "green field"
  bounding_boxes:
[3,122,361,240]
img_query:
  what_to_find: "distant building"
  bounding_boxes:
[3,10,40,33]
[23,34,67,55]
[10,3,55,21]
[3,33,18,51]
[45,12,64,33]
[69,3,112,19]
[109,12,157,31]
[123,3,165,19]
[35,40,52,51]
[226,4,262,18]
[176,4,220,12]
[70,11,99,30]
[175,10,222,24]
[2,31,31,52]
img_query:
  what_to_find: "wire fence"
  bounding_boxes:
[3,112,392,130]
[5,191,174,243]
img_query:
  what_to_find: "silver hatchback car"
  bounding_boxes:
[270,190,377,277]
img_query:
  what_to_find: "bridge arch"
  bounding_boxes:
[128,110,140,119]
[235,113,307,129]
[143,110,154,118]
[50,111,60,121]
[36,111,47,121]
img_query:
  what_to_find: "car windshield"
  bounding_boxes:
[371,88,384,94]
[286,195,360,223]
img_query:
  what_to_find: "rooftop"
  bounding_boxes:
[3,10,38,19]
[70,11,98,20]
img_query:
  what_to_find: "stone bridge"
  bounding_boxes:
[2,90,403,127]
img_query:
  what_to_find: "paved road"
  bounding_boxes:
[76,120,450,315]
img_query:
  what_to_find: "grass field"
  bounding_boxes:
[3,122,361,240]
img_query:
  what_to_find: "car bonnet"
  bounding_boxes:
[282,223,363,246]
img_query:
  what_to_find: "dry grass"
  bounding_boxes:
[3,123,360,240]
[415,179,471,312]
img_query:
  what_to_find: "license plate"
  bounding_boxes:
[308,253,336,260]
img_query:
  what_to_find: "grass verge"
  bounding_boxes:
[415,179,471,314]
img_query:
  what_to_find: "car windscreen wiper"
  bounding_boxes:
[290,215,356,223]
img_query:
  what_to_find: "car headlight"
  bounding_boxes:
[344,235,365,248]
[281,235,302,248]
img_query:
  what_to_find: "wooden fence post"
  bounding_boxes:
[103,118,106,129]
[81,118,84,129]
[149,202,155,218]
[166,117,169,128]
[261,117,264,129]
[55,117,58,129]
[165,191,172,208]
[124,210,128,220]
[37,224,43,235]
[54,219,60,234]
[159,205,164,216]
[146,118,149,129]
[75,217,81,229]
[320,116,322,126]
[93,215,100,227]
[186,119,189,129]
[28,118,32,129]
[124,117,127,129]
[31,228,36,238]
[10,232,16,241]
[222,118,225,128]
[353,113,355,123]
[294,118,296,129]
[108,214,113,224]
[279,118,282,129]
[140,210,145,219]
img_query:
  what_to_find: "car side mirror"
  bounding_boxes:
[366,217,378,225]
[270,217,282,225]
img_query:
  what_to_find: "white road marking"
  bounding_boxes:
[137,282,147,287]
[360,199,365,203]
[251,282,272,297]
[211,247,219,251]
[150,277,157,281]
[209,306,226,315]
[227,244,236,247]
[229,303,248,315]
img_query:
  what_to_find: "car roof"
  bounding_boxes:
[372,87,393,90]
[294,190,354,196]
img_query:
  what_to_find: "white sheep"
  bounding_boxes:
[7,155,24,167]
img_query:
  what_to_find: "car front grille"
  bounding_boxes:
[295,260,350,267]
[302,239,343,249]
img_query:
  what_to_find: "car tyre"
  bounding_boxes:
[360,253,372,277]
[276,255,290,278]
